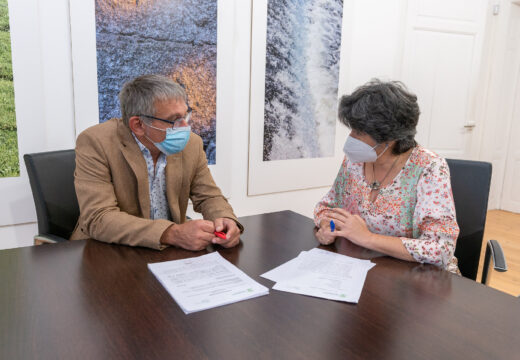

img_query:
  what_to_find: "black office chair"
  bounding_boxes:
[24,150,79,244]
[446,159,507,285]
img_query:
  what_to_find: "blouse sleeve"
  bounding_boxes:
[313,156,349,227]
[400,158,460,268]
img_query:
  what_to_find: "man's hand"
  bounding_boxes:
[160,220,215,251]
[315,219,336,245]
[212,218,241,248]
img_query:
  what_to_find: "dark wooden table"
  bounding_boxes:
[1,211,519,359]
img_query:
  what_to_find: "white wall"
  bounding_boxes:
[0,223,36,250]
[0,0,514,250]
[219,0,407,221]
[0,0,75,249]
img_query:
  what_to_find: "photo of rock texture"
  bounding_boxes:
[263,0,343,161]
[95,0,217,164]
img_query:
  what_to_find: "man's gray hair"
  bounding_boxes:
[118,74,187,126]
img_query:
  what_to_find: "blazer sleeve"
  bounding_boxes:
[189,137,243,232]
[74,131,172,249]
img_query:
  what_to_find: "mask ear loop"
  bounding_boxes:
[140,117,162,145]
[374,143,390,159]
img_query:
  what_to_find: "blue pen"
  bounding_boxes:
[330,220,335,232]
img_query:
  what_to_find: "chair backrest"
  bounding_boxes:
[24,150,79,241]
[446,159,492,280]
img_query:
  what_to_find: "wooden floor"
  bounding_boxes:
[477,210,520,296]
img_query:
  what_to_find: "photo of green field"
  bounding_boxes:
[0,0,18,178]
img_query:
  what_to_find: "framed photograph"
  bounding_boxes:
[248,0,350,195]
[69,0,239,196]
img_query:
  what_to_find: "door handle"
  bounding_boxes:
[464,122,476,129]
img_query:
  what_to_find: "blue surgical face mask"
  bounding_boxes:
[145,124,191,156]
[343,135,388,163]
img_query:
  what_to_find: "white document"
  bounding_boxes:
[262,248,375,303]
[262,248,373,282]
[261,251,308,282]
[148,252,268,314]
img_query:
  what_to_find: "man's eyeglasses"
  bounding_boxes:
[138,108,192,128]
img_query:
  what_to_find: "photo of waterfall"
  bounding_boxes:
[263,0,343,161]
[95,0,217,164]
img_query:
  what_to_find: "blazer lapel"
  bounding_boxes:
[117,120,151,219]
[166,153,183,222]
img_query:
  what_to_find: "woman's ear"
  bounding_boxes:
[129,116,145,136]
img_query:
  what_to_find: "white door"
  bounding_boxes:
[500,2,520,213]
[501,67,520,213]
[401,0,488,159]
[0,0,75,228]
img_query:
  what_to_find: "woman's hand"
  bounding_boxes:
[326,208,372,246]
[314,219,336,245]
[326,208,415,262]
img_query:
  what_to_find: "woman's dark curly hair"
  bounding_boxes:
[338,79,420,155]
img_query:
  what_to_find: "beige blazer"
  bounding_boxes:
[71,118,242,249]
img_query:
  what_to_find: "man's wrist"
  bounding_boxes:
[160,223,177,246]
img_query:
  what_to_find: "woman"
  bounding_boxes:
[314,79,460,273]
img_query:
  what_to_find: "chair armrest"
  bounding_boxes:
[489,240,507,272]
[34,233,69,245]
[481,239,507,285]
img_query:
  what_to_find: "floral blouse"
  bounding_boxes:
[314,145,460,273]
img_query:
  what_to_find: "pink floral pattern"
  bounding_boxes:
[314,145,460,273]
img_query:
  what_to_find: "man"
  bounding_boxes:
[71,74,242,250]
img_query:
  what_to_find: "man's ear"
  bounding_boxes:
[128,116,145,136]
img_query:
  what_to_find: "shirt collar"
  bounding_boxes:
[131,133,151,155]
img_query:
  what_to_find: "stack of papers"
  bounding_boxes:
[148,252,268,314]
[261,248,375,303]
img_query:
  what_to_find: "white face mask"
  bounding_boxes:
[343,135,389,163]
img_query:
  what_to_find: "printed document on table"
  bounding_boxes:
[261,251,308,282]
[148,252,268,314]
[263,248,375,303]
[262,248,373,283]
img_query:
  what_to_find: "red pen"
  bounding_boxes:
[214,231,226,240]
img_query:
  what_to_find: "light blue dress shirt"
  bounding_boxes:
[132,134,172,221]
